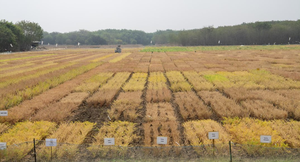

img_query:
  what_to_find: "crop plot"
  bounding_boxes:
[88,121,138,157]
[37,122,95,160]
[241,100,288,120]
[198,91,247,118]
[166,71,192,92]
[143,121,181,146]
[183,120,230,155]
[183,71,214,91]
[0,121,57,160]
[0,123,9,134]
[74,72,114,93]
[87,72,130,106]
[122,72,147,91]
[174,92,212,121]
[146,72,172,102]
[223,118,287,147]
[144,102,176,122]
[108,91,143,121]
[32,92,89,122]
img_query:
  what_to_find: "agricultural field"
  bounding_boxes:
[1,45,300,160]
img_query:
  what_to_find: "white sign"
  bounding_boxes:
[0,111,8,116]
[0,142,6,150]
[260,135,271,143]
[208,132,219,139]
[104,138,115,145]
[157,137,167,145]
[46,139,57,147]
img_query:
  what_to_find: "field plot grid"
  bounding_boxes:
[1,46,300,161]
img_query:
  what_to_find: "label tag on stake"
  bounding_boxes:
[104,138,115,145]
[260,135,271,143]
[0,142,6,150]
[157,137,167,145]
[46,139,57,147]
[208,132,219,139]
[0,111,8,116]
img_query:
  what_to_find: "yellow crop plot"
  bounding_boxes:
[223,118,287,147]
[0,62,103,109]
[91,53,114,62]
[0,62,58,78]
[37,122,95,160]
[166,71,192,92]
[0,54,57,62]
[0,121,57,161]
[183,71,214,91]
[87,72,130,106]
[122,72,147,91]
[88,121,138,157]
[0,62,76,88]
[146,72,172,102]
[183,120,230,155]
[74,72,114,93]
[109,53,131,63]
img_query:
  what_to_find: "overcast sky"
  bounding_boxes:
[1,0,299,33]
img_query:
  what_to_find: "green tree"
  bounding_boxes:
[16,20,43,50]
[0,20,23,52]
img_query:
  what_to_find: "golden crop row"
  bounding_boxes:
[109,53,131,63]
[88,121,138,157]
[0,62,76,88]
[0,121,57,160]
[37,122,95,160]
[223,118,288,147]
[174,92,212,121]
[146,72,171,102]
[91,53,114,62]
[224,88,300,119]
[74,72,114,93]
[108,91,143,121]
[0,62,103,110]
[0,123,9,134]
[203,70,300,90]
[0,62,34,72]
[0,54,56,62]
[183,71,214,91]
[144,102,176,122]
[0,62,58,78]
[87,72,131,106]
[166,71,192,92]
[31,92,89,122]
[198,91,247,118]
[122,72,147,91]
[144,121,181,146]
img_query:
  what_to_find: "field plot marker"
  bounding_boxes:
[46,139,57,161]
[104,138,115,145]
[0,111,8,116]
[107,115,111,121]
[208,131,219,157]
[0,142,6,162]
[157,137,167,145]
[260,135,271,143]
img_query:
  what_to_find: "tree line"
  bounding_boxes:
[1,19,300,52]
[43,29,153,46]
[152,20,300,46]
[0,20,43,52]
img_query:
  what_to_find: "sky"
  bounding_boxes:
[1,0,299,33]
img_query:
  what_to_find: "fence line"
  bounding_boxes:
[1,140,300,161]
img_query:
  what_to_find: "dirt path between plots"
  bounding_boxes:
[3,63,110,123]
